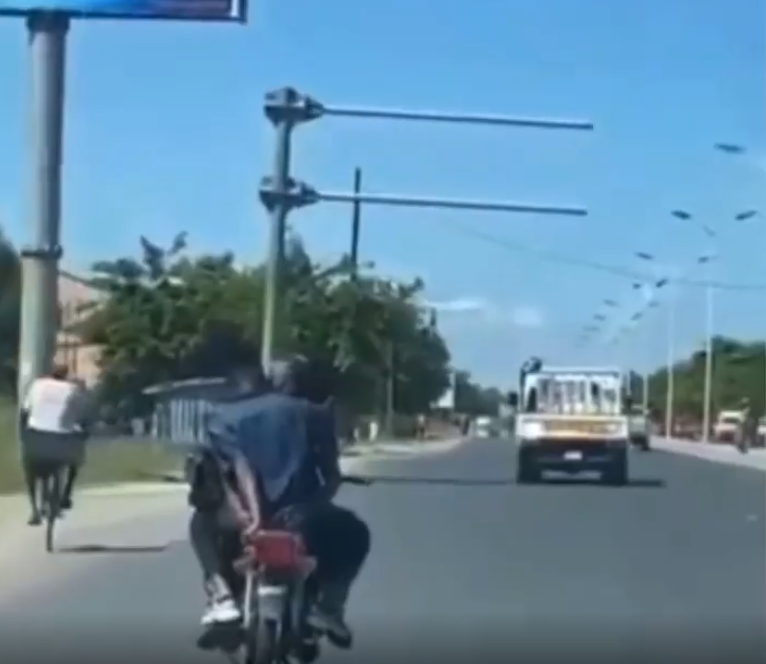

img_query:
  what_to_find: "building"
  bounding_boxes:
[55,269,105,386]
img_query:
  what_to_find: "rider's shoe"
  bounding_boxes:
[28,513,42,526]
[201,597,241,626]
[60,496,73,510]
[307,604,353,649]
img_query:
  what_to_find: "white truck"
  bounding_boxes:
[515,365,630,485]
[627,406,651,451]
[713,410,744,443]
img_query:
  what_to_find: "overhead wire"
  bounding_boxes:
[435,218,765,293]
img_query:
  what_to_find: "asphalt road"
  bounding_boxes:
[1,438,764,663]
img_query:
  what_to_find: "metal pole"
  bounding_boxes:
[350,168,362,270]
[17,12,68,407]
[322,104,594,131]
[260,118,293,371]
[316,190,587,217]
[385,340,395,436]
[701,276,714,443]
[665,289,676,437]
[642,365,650,412]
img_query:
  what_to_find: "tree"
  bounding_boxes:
[0,230,20,394]
[453,370,502,416]
[78,232,453,419]
[645,336,766,420]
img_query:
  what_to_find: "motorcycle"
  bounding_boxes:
[235,475,371,664]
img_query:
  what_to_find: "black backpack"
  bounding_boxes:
[187,447,230,512]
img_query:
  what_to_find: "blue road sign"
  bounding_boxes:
[0,0,246,21]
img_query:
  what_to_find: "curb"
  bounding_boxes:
[652,437,766,472]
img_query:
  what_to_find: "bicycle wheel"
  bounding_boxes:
[44,470,62,553]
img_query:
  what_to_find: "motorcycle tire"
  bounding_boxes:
[245,618,282,664]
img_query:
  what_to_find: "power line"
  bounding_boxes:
[436,219,766,293]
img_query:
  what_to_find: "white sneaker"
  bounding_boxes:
[201,597,241,626]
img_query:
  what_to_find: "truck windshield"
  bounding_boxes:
[534,377,620,414]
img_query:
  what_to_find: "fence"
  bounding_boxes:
[139,377,233,447]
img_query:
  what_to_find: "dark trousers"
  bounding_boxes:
[274,502,371,589]
[24,460,79,516]
[190,501,371,602]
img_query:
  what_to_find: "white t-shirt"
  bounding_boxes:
[23,377,87,434]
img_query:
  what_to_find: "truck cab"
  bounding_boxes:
[713,410,744,443]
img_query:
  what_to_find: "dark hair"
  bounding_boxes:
[272,355,337,404]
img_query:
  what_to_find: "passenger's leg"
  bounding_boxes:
[303,504,371,646]
[189,509,241,626]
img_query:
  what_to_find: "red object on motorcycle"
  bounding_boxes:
[247,530,313,571]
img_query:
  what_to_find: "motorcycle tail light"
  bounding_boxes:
[250,530,308,571]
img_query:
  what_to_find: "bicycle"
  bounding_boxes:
[40,465,66,553]
[23,428,86,553]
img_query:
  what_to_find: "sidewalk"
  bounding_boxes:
[0,438,463,536]
[652,437,766,472]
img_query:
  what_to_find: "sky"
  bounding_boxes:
[0,0,764,389]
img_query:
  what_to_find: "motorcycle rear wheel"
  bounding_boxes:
[245,618,282,664]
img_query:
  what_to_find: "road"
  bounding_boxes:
[1,438,764,662]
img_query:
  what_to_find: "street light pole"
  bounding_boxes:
[714,143,766,414]
[702,268,714,442]
[665,286,676,437]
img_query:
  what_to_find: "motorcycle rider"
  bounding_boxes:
[737,397,756,454]
[188,357,370,648]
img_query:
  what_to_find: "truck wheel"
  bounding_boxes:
[636,436,650,452]
[516,453,541,484]
[603,451,628,486]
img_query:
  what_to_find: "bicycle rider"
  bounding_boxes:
[20,364,90,525]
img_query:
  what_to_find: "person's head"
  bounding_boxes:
[51,364,69,381]
[228,361,267,395]
[269,355,308,396]
[270,355,337,404]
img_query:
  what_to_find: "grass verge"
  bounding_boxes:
[0,400,184,496]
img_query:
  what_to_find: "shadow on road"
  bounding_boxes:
[359,475,665,488]
[360,475,514,486]
[532,477,666,489]
[55,543,171,555]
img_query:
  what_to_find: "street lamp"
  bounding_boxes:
[636,251,676,436]
[670,209,718,442]
[714,142,766,413]
[672,206,759,439]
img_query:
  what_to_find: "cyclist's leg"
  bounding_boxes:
[61,463,79,510]
[23,459,44,526]
[47,466,63,519]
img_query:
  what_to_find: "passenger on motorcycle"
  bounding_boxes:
[188,358,371,649]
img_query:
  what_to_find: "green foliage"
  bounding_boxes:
[453,370,502,416]
[646,336,766,419]
[0,231,20,394]
[78,231,454,418]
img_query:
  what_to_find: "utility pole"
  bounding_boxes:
[17,13,68,406]
[665,288,676,437]
[258,88,593,370]
[385,340,395,436]
[350,167,362,271]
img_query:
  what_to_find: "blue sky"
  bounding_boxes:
[0,0,764,388]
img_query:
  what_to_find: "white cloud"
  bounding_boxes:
[425,297,545,329]
[509,305,544,328]
[426,297,491,314]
